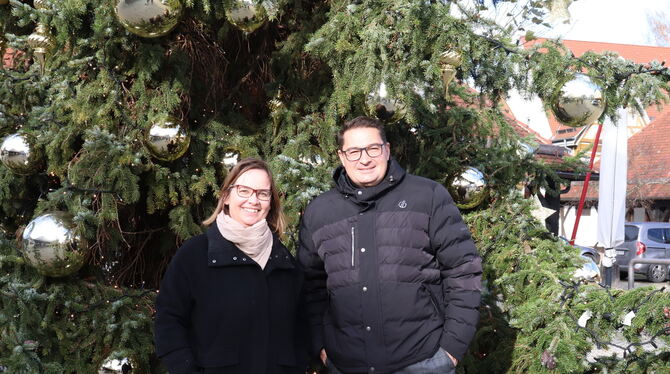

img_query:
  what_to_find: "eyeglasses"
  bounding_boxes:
[229,185,272,201]
[340,143,385,162]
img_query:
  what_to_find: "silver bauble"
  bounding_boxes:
[551,73,606,127]
[447,167,489,209]
[226,0,268,34]
[100,355,134,374]
[144,116,190,161]
[365,82,406,123]
[517,142,536,158]
[21,212,89,277]
[0,133,44,175]
[223,151,240,169]
[114,0,183,38]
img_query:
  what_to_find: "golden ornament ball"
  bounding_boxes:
[226,0,268,34]
[144,116,191,161]
[114,0,183,38]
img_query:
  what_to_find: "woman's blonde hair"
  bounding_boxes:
[203,158,286,235]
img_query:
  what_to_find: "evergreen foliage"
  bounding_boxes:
[1,0,670,372]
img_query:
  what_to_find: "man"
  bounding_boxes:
[298,116,482,374]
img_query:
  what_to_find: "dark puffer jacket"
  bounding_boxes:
[298,159,482,374]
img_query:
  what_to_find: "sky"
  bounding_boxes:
[540,0,670,47]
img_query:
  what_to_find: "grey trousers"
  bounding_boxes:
[327,348,456,374]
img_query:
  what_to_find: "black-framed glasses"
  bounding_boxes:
[340,143,385,161]
[229,185,272,201]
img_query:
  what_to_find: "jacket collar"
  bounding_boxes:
[205,225,294,271]
[333,158,406,206]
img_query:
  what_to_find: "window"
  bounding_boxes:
[647,228,665,244]
[624,225,639,241]
[665,229,670,244]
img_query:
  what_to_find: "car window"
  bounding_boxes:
[665,229,670,244]
[647,228,665,244]
[624,226,639,241]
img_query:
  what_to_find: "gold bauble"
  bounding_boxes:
[365,82,406,123]
[439,50,461,98]
[447,167,489,210]
[143,116,190,161]
[21,211,89,278]
[0,133,44,175]
[114,0,183,38]
[27,23,54,55]
[226,0,268,34]
[551,73,606,127]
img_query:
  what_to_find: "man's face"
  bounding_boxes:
[338,127,390,188]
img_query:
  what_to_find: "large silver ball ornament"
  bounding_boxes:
[365,82,406,123]
[0,133,44,175]
[114,0,183,38]
[226,0,268,34]
[551,74,606,127]
[144,116,190,161]
[21,212,89,277]
[447,167,489,210]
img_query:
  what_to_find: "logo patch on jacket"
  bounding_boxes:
[398,200,407,209]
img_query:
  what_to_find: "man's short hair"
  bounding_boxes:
[337,116,388,149]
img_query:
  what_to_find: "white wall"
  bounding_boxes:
[559,205,600,247]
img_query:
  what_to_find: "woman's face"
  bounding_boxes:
[224,168,272,227]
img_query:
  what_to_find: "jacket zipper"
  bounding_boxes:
[351,226,355,267]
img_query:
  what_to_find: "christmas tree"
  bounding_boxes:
[1,0,670,373]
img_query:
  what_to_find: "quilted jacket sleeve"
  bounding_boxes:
[296,208,328,358]
[154,245,197,374]
[429,183,482,361]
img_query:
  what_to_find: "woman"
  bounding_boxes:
[155,158,306,374]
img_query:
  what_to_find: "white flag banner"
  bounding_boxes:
[597,107,630,249]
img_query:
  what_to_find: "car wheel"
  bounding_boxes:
[646,264,668,283]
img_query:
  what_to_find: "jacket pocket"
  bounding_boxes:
[422,283,444,320]
[197,346,238,368]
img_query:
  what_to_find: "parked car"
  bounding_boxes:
[615,222,670,283]
[559,236,601,264]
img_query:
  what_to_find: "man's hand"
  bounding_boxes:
[320,349,327,365]
[445,350,458,366]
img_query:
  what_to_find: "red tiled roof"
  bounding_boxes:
[562,109,670,201]
[449,86,551,145]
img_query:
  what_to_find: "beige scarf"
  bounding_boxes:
[216,212,273,269]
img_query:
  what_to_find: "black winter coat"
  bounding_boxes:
[298,159,482,374]
[155,225,307,374]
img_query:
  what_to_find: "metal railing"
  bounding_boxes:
[627,258,670,289]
